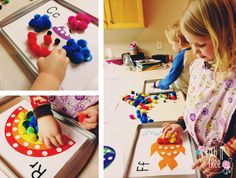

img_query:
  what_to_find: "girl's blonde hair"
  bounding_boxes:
[165,21,188,45]
[180,0,236,77]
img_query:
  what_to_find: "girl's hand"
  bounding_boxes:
[37,115,64,148]
[162,123,183,142]
[192,155,221,177]
[78,104,99,130]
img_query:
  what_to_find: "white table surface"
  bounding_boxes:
[0,0,98,90]
[104,63,186,178]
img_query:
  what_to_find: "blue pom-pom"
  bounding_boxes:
[64,38,92,64]
[71,52,84,64]
[71,44,81,53]
[29,14,51,32]
[77,39,87,48]
[148,119,154,123]
[67,39,76,46]
[63,45,73,58]
[81,48,90,58]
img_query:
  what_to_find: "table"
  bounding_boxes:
[0,96,98,178]
[104,63,186,178]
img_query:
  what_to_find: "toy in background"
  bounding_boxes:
[123,90,177,124]
[129,41,138,55]
[104,146,116,169]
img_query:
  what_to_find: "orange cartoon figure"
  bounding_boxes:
[150,133,185,170]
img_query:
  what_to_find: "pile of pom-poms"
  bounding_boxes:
[19,111,39,142]
[27,32,51,57]
[28,14,52,32]
[68,12,91,32]
[63,38,92,64]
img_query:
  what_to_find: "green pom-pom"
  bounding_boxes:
[27,126,35,134]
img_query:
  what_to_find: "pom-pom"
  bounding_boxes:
[43,35,52,45]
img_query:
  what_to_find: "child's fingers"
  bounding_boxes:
[58,48,67,56]
[84,115,97,123]
[192,159,201,169]
[162,123,169,128]
[166,130,175,139]
[55,134,64,146]
[49,136,60,147]
[162,126,172,136]
[198,160,208,172]
[80,122,97,130]
[39,135,44,144]
[44,137,54,148]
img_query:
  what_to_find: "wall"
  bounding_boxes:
[104,0,189,59]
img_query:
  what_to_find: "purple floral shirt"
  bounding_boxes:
[184,58,236,148]
[48,96,98,118]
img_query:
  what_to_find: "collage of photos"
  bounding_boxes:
[0,0,236,178]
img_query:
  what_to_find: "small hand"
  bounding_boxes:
[78,105,99,130]
[162,123,183,142]
[192,155,221,177]
[37,115,64,148]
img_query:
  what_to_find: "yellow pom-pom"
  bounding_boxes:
[22,133,37,143]
[18,112,26,120]
[140,109,146,113]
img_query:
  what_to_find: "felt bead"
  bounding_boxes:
[67,39,76,46]
[22,120,30,129]
[77,21,88,31]
[47,30,52,35]
[131,90,135,94]
[4,0,10,3]
[141,117,147,123]
[31,44,41,56]
[26,111,34,118]
[77,39,87,48]
[40,47,51,57]
[76,13,91,24]
[0,5,2,10]
[44,34,52,45]
[81,48,91,58]
[18,126,26,135]
[18,112,26,120]
[129,114,135,120]
[71,44,81,53]
[70,19,79,30]
[71,52,84,64]
[22,133,37,142]
[27,126,35,134]
[78,113,86,123]
[148,119,154,123]
[54,38,60,45]
[29,14,51,32]
[27,32,37,40]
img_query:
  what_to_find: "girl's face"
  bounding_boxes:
[182,29,215,62]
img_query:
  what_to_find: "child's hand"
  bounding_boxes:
[78,105,99,130]
[31,47,69,90]
[38,47,69,83]
[162,123,183,142]
[37,115,64,148]
[192,155,221,177]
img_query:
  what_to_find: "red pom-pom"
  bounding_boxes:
[44,35,52,45]
[76,13,91,24]
[77,21,88,31]
[27,32,37,40]
[28,39,37,49]
[162,137,170,144]
[31,44,41,56]
[68,16,76,24]
[70,20,79,30]
[78,113,86,123]
[157,138,163,144]
[40,47,51,57]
